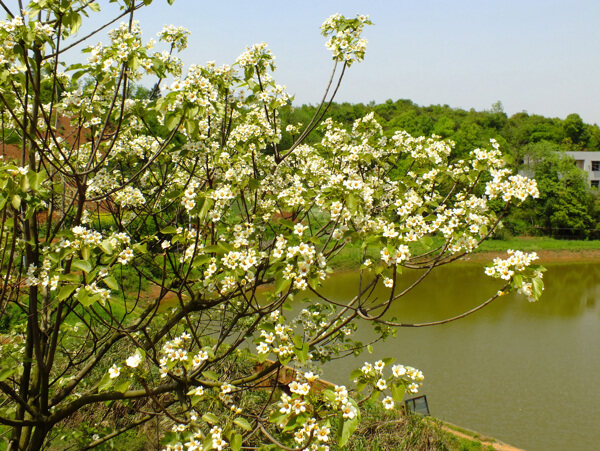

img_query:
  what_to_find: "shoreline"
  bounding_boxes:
[465,248,600,263]
[331,247,600,271]
[431,418,524,451]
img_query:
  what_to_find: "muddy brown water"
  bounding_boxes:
[304,261,600,451]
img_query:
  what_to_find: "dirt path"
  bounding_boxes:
[427,419,524,451]
[441,425,523,450]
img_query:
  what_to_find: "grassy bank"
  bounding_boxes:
[44,403,494,451]
[477,236,600,252]
[329,237,600,269]
[341,406,496,451]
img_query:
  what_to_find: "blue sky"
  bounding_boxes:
[12,0,600,124]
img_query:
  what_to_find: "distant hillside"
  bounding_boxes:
[281,99,600,160]
[281,100,600,239]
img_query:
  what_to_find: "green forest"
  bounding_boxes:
[281,100,600,239]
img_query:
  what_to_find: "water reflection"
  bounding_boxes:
[305,262,600,451]
[311,262,600,323]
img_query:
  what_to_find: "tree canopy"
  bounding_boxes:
[0,2,544,450]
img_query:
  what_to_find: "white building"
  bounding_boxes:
[565,151,600,188]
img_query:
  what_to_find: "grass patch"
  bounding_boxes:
[477,236,600,252]
[340,404,494,451]
[329,236,600,270]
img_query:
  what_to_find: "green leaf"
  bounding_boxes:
[129,55,140,71]
[202,412,219,425]
[190,394,203,406]
[11,194,21,210]
[338,414,359,447]
[65,12,82,35]
[0,366,16,382]
[248,178,260,190]
[72,259,92,273]
[114,379,131,393]
[133,243,147,254]
[27,170,41,191]
[230,433,242,451]
[391,382,405,403]
[218,242,234,253]
[356,381,367,392]
[532,277,544,299]
[103,276,118,290]
[76,289,98,307]
[349,369,363,381]
[20,173,30,192]
[292,335,303,349]
[98,371,114,392]
[274,276,291,294]
[293,341,309,364]
[185,117,198,136]
[346,193,358,213]
[277,218,294,229]
[268,410,287,425]
[233,417,252,431]
[202,243,231,255]
[512,274,524,289]
[99,240,114,255]
[165,113,180,131]
[192,255,212,266]
[201,370,218,380]
[501,153,514,165]
[57,285,76,302]
[281,414,308,433]
[202,435,213,451]
[369,389,381,402]
[278,354,291,366]
[321,389,336,403]
[198,198,214,221]
[61,273,80,283]
[71,70,87,83]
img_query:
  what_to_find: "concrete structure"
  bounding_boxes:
[565,151,600,188]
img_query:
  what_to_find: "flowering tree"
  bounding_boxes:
[0,1,544,450]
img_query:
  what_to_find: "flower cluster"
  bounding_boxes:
[182,180,200,212]
[158,25,190,51]
[380,245,411,266]
[485,250,545,301]
[236,42,275,74]
[103,21,148,75]
[25,259,58,292]
[321,14,371,66]
[165,63,220,112]
[485,249,539,280]
[275,375,334,449]
[0,6,550,450]
[158,332,210,378]
[114,185,145,208]
[355,360,424,411]
[486,173,539,202]
[255,321,295,359]
[208,426,227,450]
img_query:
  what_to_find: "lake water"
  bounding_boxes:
[308,262,600,451]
